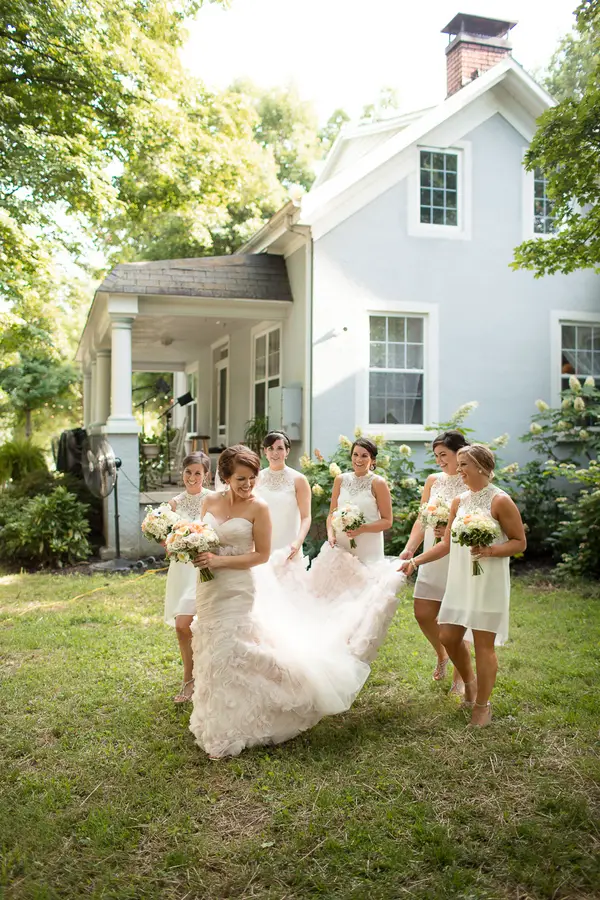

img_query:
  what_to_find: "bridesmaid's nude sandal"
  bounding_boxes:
[173,679,194,704]
[449,677,465,697]
[468,701,492,728]
[460,678,477,709]
[432,657,449,681]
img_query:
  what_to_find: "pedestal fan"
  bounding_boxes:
[82,434,127,567]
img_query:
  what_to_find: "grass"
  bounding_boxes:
[0,569,599,900]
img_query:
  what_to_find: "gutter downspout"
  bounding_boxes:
[285,215,313,455]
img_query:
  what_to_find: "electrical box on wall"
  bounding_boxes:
[268,386,302,441]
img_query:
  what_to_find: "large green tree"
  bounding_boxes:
[0,353,80,439]
[513,0,600,277]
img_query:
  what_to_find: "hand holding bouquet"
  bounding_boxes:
[452,512,500,575]
[419,499,451,544]
[141,503,179,544]
[332,503,366,549]
[165,521,220,582]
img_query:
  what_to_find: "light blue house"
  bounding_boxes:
[78,13,600,557]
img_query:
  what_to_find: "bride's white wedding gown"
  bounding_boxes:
[189,513,369,759]
[309,471,406,663]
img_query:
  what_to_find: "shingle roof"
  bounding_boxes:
[98,254,293,302]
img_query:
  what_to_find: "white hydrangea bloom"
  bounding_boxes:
[530,423,542,434]
[399,444,412,456]
[329,463,342,477]
[574,397,586,412]
[535,399,549,412]
[312,483,324,496]
[584,376,595,388]
[569,375,582,392]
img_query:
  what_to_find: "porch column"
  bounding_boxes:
[172,371,188,430]
[89,355,98,427]
[83,368,92,428]
[95,349,111,426]
[106,316,136,429]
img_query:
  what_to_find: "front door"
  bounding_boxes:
[215,359,229,445]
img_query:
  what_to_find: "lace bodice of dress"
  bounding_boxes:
[204,512,254,556]
[456,484,507,542]
[338,472,380,524]
[430,473,465,505]
[257,466,296,494]
[173,488,209,520]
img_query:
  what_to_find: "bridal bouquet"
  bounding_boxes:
[452,512,500,576]
[419,499,451,544]
[165,521,220,582]
[141,503,180,544]
[332,503,366,549]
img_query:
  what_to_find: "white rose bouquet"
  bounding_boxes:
[419,499,451,544]
[452,512,500,576]
[332,503,366,549]
[165,521,220,582]
[141,503,180,544]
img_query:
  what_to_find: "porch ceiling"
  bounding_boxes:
[99,253,293,302]
[131,315,260,369]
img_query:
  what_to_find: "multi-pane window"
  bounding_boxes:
[369,315,424,426]
[534,169,556,234]
[186,372,197,433]
[420,151,458,226]
[254,327,281,418]
[561,323,600,391]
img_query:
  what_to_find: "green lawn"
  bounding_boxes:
[0,570,598,900]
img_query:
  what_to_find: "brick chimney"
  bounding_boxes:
[442,13,517,97]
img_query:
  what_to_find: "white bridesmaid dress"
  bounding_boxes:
[439,484,511,645]
[255,466,302,555]
[308,471,405,663]
[163,489,209,626]
[189,514,369,758]
[414,472,466,601]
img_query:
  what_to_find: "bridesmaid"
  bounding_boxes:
[400,430,470,693]
[164,451,211,704]
[399,445,526,727]
[310,437,402,663]
[255,431,312,560]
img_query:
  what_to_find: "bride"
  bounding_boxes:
[189,444,369,759]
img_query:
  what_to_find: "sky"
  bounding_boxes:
[180,0,577,122]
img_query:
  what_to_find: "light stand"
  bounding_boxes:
[159,391,194,485]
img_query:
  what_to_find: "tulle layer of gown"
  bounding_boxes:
[189,518,369,759]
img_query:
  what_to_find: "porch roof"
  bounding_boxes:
[98,253,293,303]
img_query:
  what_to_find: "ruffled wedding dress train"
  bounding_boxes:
[189,514,369,758]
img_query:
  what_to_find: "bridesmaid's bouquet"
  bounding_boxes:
[419,500,451,544]
[165,521,220,582]
[332,503,366,549]
[452,512,500,576]
[141,503,179,544]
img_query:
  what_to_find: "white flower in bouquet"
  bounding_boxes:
[141,503,180,544]
[165,521,220,582]
[419,499,450,543]
[452,511,500,576]
[569,375,582,392]
[329,463,342,477]
[535,399,549,412]
[530,423,542,435]
[574,396,586,412]
[584,376,595,388]
[332,503,366,549]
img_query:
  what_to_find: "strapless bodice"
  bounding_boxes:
[204,512,254,555]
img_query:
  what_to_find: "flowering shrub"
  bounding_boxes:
[0,486,91,567]
[300,430,421,558]
[502,460,562,558]
[521,378,600,461]
[543,459,600,580]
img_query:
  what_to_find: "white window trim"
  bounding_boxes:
[355,300,439,442]
[550,310,600,406]
[209,337,230,445]
[407,141,472,241]
[250,322,283,419]
[184,364,199,437]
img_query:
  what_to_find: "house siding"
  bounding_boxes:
[311,112,599,464]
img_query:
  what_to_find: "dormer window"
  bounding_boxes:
[420,151,458,226]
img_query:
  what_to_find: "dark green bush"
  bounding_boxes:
[0,486,91,567]
[0,440,47,483]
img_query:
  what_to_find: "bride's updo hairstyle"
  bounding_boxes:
[351,437,378,469]
[431,430,470,453]
[218,444,260,482]
[263,431,291,451]
[457,443,495,479]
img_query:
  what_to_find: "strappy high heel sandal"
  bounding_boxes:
[432,657,449,681]
[468,701,492,728]
[460,678,477,709]
[173,679,194,704]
